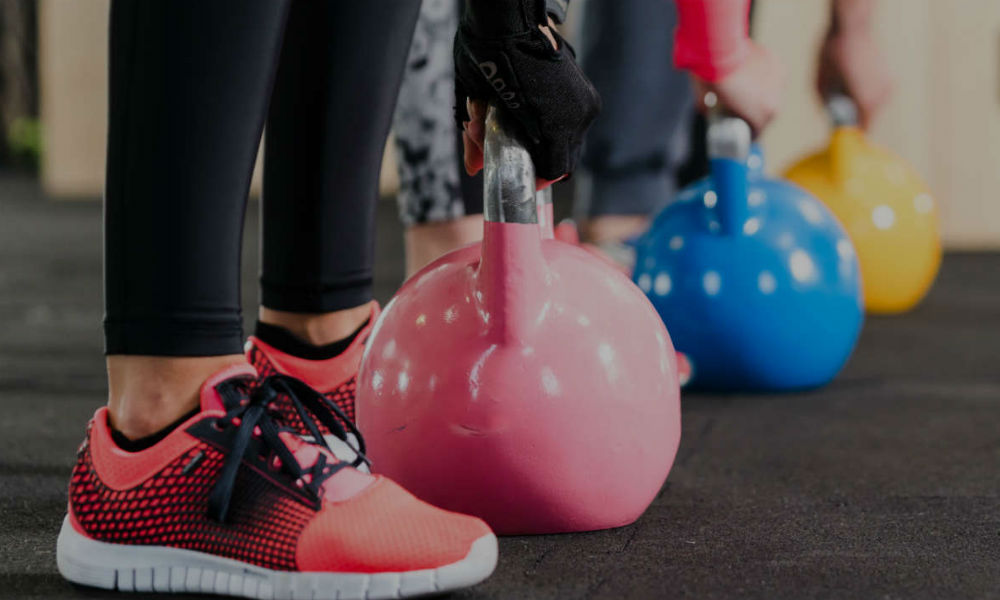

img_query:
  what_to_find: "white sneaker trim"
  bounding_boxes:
[57,516,497,599]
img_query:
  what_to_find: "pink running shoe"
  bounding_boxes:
[57,364,496,599]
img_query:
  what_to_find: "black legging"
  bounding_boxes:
[104,0,420,357]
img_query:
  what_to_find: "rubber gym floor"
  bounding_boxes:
[2,173,998,600]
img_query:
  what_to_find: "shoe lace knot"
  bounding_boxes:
[206,374,368,522]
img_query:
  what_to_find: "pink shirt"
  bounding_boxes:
[673,0,752,82]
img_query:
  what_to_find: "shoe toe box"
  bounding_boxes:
[296,477,493,573]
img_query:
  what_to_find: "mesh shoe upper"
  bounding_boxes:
[70,424,312,570]
[246,303,380,437]
[66,364,491,573]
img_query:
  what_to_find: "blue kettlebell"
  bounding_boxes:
[633,116,864,391]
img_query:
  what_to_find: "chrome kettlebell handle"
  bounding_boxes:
[705,92,752,162]
[484,105,538,224]
[826,93,859,128]
[703,93,752,236]
[536,186,552,207]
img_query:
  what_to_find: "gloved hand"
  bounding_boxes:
[454,0,600,184]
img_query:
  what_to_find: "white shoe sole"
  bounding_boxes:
[57,516,497,599]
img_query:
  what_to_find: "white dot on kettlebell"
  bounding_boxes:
[541,367,560,396]
[397,372,410,393]
[790,249,818,283]
[758,271,777,295]
[743,218,761,235]
[798,199,824,225]
[637,273,652,292]
[703,271,722,296]
[669,235,684,250]
[747,154,763,171]
[837,238,855,261]
[598,343,615,365]
[577,314,591,327]
[872,205,895,230]
[914,193,934,214]
[748,190,765,206]
[371,371,384,391]
[778,232,795,249]
[704,190,718,208]
[415,314,427,327]
[654,273,672,296]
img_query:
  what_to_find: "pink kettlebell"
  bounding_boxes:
[356,107,681,534]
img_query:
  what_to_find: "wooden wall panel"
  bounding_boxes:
[926,0,1000,247]
[35,1,1000,247]
[756,0,1000,248]
[38,0,108,197]
[36,1,397,199]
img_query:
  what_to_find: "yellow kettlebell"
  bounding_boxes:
[785,96,941,314]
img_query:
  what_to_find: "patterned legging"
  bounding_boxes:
[392,0,697,225]
[391,0,480,226]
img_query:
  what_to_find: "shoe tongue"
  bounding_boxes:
[197,366,338,469]
[199,364,374,498]
[278,431,319,467]
[199,363,259,413]
[277,430,375,500]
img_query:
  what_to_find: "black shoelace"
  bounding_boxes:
[207,374,369,523]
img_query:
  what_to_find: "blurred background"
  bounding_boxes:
[7,0,996,248]
[1,5,997,597]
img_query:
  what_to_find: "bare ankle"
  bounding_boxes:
[107,354,247,440]
[405,215,484,277]
[258,302,373,347]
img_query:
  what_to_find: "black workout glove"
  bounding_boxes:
[454,0,600,181]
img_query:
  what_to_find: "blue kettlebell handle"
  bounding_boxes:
[707,115,752,236]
